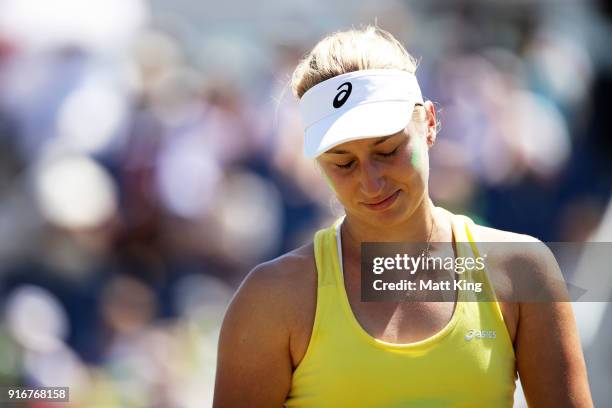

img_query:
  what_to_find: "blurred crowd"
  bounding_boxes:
[0,0,610,406]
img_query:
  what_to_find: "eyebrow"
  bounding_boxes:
[326,135,396,155]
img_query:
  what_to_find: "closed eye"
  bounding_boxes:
[335,160,355,169]
[378,146,400,157]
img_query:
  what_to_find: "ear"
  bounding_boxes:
[423,100,437,148]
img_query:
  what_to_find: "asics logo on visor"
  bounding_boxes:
[332,82,352,108]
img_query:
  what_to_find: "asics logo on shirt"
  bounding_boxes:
[465,329,496,341]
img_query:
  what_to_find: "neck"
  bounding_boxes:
[340,197,445,257]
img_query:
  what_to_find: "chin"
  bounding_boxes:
[369,207,408,227]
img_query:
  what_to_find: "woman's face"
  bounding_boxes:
[316,104,435,227]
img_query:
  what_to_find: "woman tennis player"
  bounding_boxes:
[213,26,593,407]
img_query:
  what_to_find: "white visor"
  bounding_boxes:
[299,69,424,158]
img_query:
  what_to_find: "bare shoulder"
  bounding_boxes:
[472,223,555,266]
[471,223,564,302]
[227,243,317,334]
[240,243,316,301]
[472,223,540,243]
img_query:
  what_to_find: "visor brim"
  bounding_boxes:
[304,100,417,158]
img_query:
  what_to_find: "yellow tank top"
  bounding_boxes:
[285,210,517,407]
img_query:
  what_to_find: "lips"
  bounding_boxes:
[361,190,401,211]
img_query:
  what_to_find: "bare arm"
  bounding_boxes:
[213,263,293,407]
[514,244,593,407]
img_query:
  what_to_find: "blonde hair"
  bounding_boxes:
[291,25,426,122]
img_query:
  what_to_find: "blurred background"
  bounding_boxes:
[0,0,610,406]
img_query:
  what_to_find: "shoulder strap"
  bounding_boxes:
[455,214,501,303]
[313,219,344,288]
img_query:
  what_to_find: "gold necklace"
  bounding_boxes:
[422,212,435,259]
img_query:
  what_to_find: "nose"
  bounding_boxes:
[358,160,385,198]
